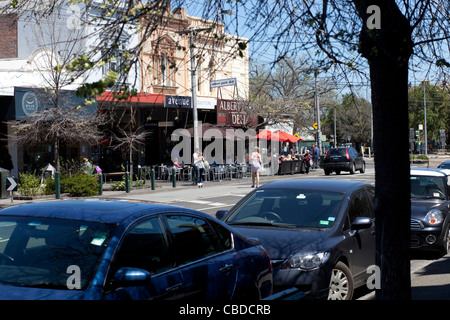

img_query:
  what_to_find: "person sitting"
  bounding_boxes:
[172,158,183,169]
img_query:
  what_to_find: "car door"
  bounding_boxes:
[164,214,238,300]
[104,217,186,300]
[342,188,376,284]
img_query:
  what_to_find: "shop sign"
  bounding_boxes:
[196,97,216,110]
[217,99,257,127]
[165,95,191,108]
[14,87,97,120]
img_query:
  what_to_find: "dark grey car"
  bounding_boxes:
[410,168,450,255]
[216,179,376,300]
[323,147,365,175]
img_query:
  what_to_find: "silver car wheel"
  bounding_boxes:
[328,262,353,300]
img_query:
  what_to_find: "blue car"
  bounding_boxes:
[0,200,272,300]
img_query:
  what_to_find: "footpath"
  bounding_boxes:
[1,154,450,300]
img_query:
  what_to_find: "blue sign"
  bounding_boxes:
[165,95,191,108]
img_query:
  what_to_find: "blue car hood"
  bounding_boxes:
[0,285,86,300]
[232,226,330,260]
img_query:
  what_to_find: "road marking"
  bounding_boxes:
[197,203,234,211]
[186,200,227,207]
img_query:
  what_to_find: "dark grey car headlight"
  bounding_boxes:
[425,209,443,226]
[283,252,330,270]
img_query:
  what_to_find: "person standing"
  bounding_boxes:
[312,144,320,169]
[251,146,262,188]
[193,149,205,187]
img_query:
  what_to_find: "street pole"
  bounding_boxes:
[190,31,200,152]
[314,71,322,153]
[423,80,428,156]
[334,107,337,148]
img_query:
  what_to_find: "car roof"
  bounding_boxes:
[259,179,372,193]
[0,199,202,224]
[411,168,450,177]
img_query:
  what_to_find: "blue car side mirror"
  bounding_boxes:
[216,210,229,220]
[111,267,151,288]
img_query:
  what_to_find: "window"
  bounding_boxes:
[345,191,373,230]
[154,52,175,86]
[114,218,173,275]
[0,217,114,290]
[166,215,218,266]
[209,221,232,251]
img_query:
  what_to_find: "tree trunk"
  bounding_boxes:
[355,0,413,299]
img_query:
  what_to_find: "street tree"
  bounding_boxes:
[322,93,372,149]
[249,58,339,134]
[8,10,110,173]
[408,82,450,146]
[227,0,450,300]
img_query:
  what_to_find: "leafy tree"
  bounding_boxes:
[322,93,372,149]
[408,83,450,145]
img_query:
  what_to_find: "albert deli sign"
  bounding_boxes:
[217,99,257,127]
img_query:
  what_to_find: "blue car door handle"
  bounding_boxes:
[166,283,183,293]
[220,264,234,273]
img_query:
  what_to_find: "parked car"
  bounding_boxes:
[323,147,365,175]
[0,200,272,300]
[216,179,375,300]
[410,168,450,255]
[437,160,450,169]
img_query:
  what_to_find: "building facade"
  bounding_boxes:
[0,3,250,175]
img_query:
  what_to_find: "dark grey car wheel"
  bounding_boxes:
[328,262,354,300]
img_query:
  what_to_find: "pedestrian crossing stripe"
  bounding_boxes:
[187,200,227,207]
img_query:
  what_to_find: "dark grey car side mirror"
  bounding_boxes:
[351,216,372,230]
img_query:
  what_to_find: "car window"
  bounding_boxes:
[209,221,233,251]
[0,217,114,290]
[227,189,345,229]
[410,175,447,199]
[166,215,218,266]
[113,217,173,275]
[345,190,373,230]
[328,148,347,156]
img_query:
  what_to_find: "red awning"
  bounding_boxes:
[97,91,165,104]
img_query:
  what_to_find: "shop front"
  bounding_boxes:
[1,87,97,176]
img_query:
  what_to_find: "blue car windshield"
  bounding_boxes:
[227,189,344,229]
[410,176,447,200]
[0,217,115,290]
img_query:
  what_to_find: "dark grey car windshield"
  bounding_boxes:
[227,189,344,229]
[0,217,115,290]
[411,176,447,199]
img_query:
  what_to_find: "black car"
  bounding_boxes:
[410,168,450,255]
[323,147,365,175]
[216,179,376,300]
